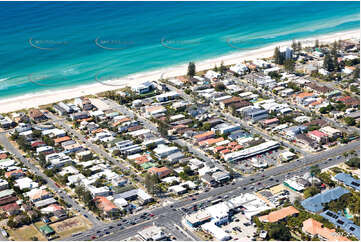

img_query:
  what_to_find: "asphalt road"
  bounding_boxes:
[66,139,359,241]
[0,132,103,227]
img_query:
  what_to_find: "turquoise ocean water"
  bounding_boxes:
[0,1,359,99]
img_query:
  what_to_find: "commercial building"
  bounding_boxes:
[201,222,231,241]
[301,187,350,213]
[320,210,360,240]
[137,225,168,241]
[223,141,279,162]
[334,173,360,191]
[153,144,179,158]
[259,206,299,223]
[185,210,212,228]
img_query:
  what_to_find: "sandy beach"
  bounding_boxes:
[0,29,359,114]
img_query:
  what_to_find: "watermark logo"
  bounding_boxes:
[95,37,135,50]
[28,73,68,87]
[226,37,265,51]
[28,38,68,50]
[160,37,200,50]
[94,71,134,87]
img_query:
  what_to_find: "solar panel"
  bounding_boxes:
[326,211,333,216]
[337,220,344,225]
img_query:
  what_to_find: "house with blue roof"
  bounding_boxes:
[301,187,350,213]
[334,173,360,191]
[320,210,360,240]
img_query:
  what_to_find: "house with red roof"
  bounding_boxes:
[193,131,215,144]
[0,202,21,216]
[259,206,299,223]
[5,169,25,179]
[94,196,120,217]
[307,130,329,144]
[302,218,350,241]
[148,167,172,178]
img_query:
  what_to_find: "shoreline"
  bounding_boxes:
[0,28,359,114]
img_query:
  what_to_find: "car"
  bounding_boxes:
[243,187,247,190]
[261,174,265,177]
[337,155,341,159]
[109,226,113,229]
[96,231,101,234]
[84,214,88,218]
[117,223,122,226]
[105,231,110,234]
[91,235,96,240]
[250,178,254,181]
[149,213,154,217]
[327,158,332,161]
[192,198,196,201]
[269,178,274,181]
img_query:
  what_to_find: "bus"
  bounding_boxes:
[211,198,223,205]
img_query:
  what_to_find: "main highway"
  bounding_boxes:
[67,139,359,241]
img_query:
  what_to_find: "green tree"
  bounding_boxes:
[183,166,193,176]
[353,66,360,80]
[187,62,196,77]
[214,83,226,92]
[7,218,17,228]
[304,186,321,198]
[291,40,297,51]
[346,157,360,168]
[310,165,321,176]
[219,61,227,74]
[213,64,218,72]
[284,59,295,72]
[344,117,356,126]
[323,54,334,72]
[268,223,291,241]
[274,46,284,65]
[144,173,159,195]
[315,39,319,48]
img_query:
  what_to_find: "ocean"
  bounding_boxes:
[0,1,359,99]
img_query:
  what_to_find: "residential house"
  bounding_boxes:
[148,167,172,178]
[94,196,120,217]
[28,109,47,122]
[302,218,350,241]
